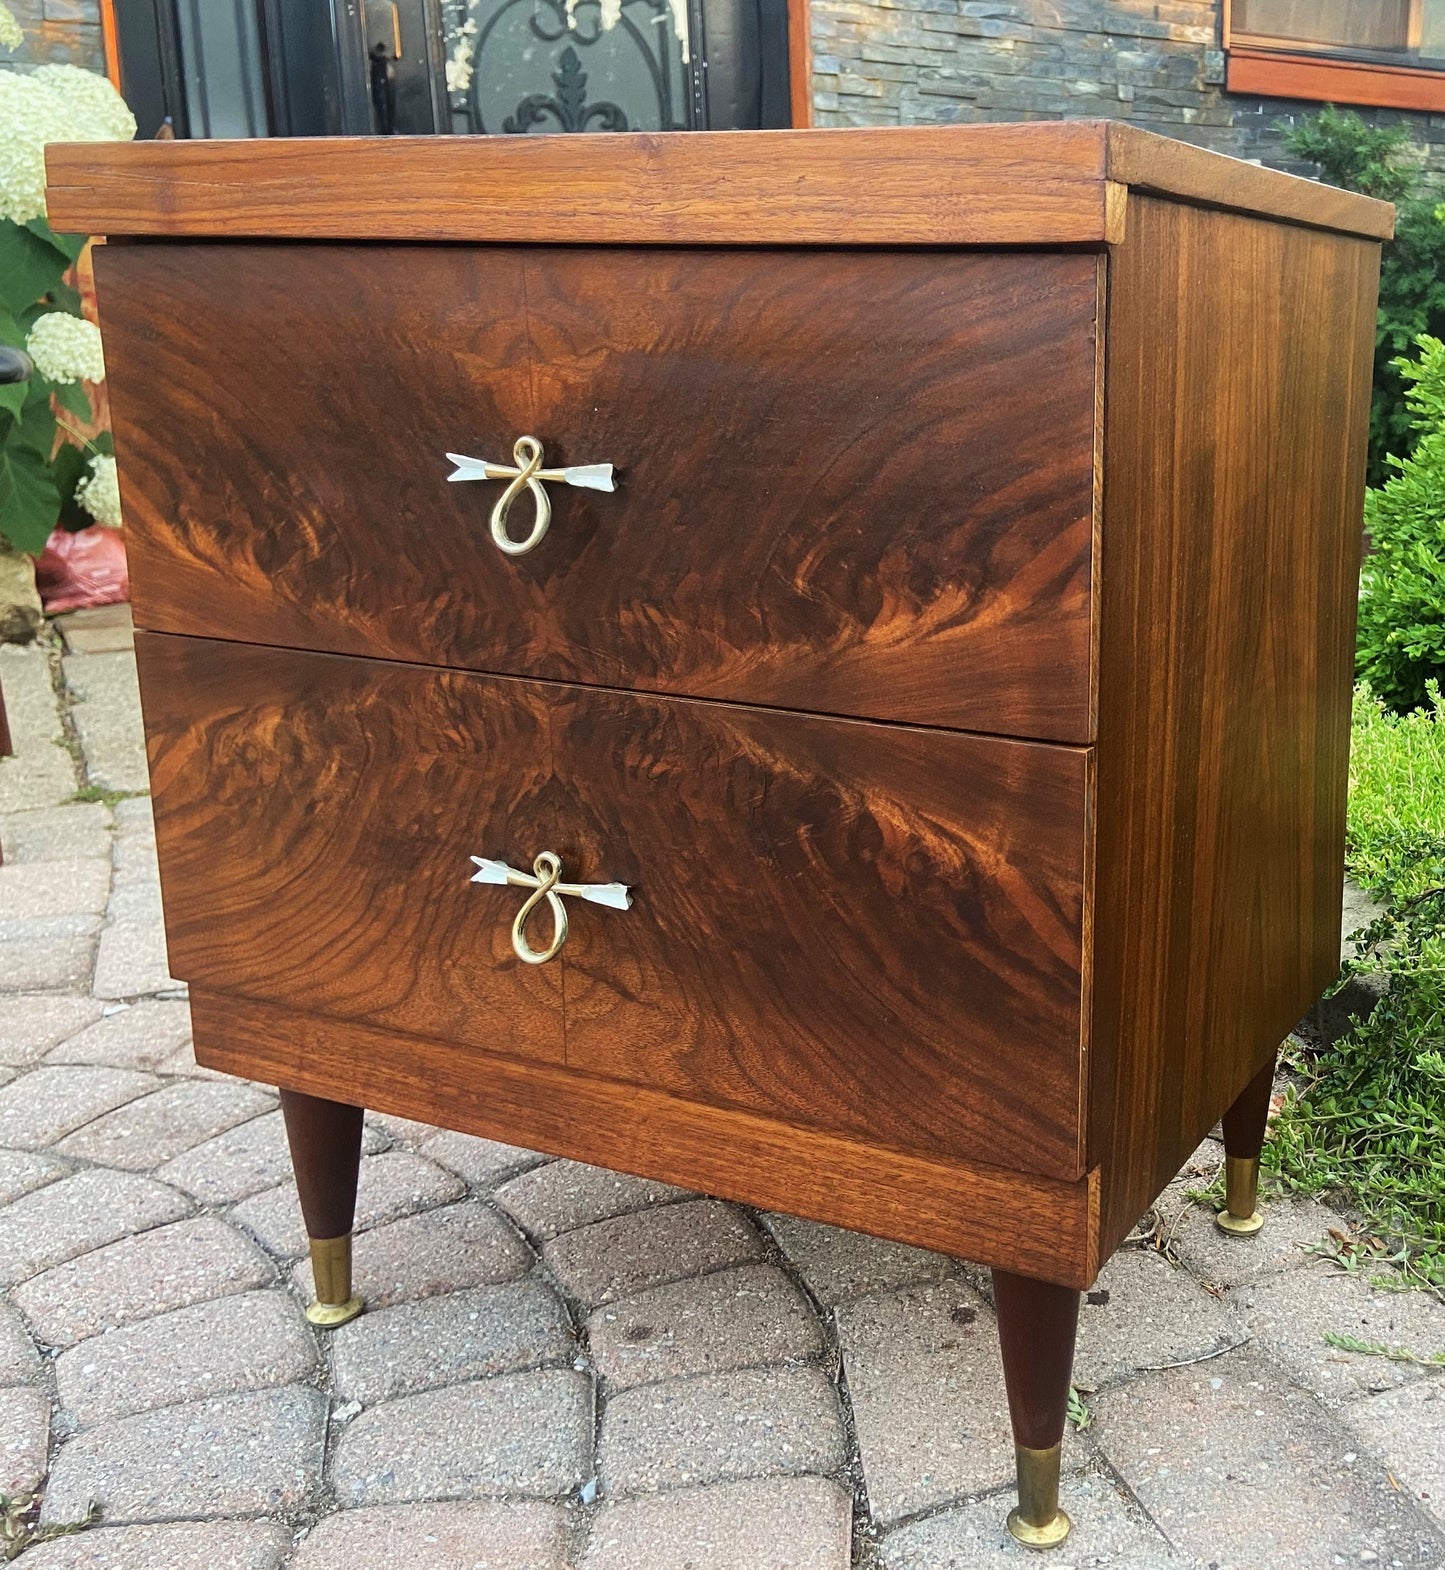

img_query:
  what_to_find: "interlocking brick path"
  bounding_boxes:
[1,619,1444,1568]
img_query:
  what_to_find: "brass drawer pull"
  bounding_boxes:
[470,850,631,965]
[446,436,617,557]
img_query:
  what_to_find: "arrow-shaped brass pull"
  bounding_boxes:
[446,436,616,557]
[470,851,631,965]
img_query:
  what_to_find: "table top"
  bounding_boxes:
[46,121,1393,249]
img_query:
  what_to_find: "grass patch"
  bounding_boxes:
[1269,683,1445,1294]
[1344,682,1445,896]
[68,785,145,808]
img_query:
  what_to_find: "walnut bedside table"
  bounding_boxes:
[47,123,1389,1549]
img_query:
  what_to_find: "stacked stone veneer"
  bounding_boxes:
[4,0,104,71]
[810,0,1445,179]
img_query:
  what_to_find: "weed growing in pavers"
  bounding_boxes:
[68,784,144,808]
[1270,684,1445,1296]
[0,1492,98,1561]
[1323,1332,1445,1367]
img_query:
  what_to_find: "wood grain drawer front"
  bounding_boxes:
[136,633,567,1065]
[137,633,1091,1180]
[101,244,1100,744]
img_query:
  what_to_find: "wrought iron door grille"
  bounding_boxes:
[448,0,698,132]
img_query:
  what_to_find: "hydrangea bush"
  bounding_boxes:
[0,5,135,553]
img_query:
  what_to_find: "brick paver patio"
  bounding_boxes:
[1,614,1443,1569]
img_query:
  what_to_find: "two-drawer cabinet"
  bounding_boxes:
[48,122,1389,1549]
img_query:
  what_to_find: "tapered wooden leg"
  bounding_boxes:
[1216,1052,1275,1237]
[279,1088,365,1327]
[992,1269,1081,1550]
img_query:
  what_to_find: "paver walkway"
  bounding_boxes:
[1,612,1444,1570]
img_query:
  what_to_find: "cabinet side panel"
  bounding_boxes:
[1092,196,1379,1255]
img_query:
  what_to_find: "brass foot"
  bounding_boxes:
[1216,1155,1264,1236]
[305,1232,363,1328]
[1007,1443,1072,1549]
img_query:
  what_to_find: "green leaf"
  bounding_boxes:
[50,440,90,531]
[0,221,69,318]
[27,281,82,323]
[27,219,86,265]
[48,380,91,422]
[0,435,60,554]
[16,381,58,453]
[0,305,22,348]
[0,384,25,423]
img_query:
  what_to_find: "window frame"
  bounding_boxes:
[1223,0,1445,112]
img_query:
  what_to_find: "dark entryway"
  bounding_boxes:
[108,0,793,138]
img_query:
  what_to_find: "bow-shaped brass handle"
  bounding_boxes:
[470,851,631,965]
[446,436,617,557]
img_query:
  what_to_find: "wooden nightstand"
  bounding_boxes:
[48,123,1389,1548]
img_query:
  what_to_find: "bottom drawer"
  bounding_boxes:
[137,633,1092,1180]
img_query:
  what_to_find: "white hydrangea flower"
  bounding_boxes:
[74,453,122,528]
[0,72,69,223]
[33,65,138,144]
[0,3,24,50]
[26,311,105,384]
[0,64,135,225]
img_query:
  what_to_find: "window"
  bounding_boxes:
[1226,0,1445,110]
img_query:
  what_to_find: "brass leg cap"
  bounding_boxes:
[306,1295,363,1328]
[1006,1507,1072,1549]
[1218,1155,1263,1236]
[305,1233,360,1326]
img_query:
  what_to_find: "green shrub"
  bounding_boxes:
[1270,684,1445,1291]
[1282,105,1417,203]
[1357,335,1445,712]
[1284,107,1445,485]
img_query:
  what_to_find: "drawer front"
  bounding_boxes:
[137,633,1090,1179]
[102,243,1099,743]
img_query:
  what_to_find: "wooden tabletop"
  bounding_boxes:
[45,121,1393,248]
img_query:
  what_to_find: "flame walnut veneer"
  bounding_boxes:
[71,126,1386,1293]
[135,634,1091,1180]
[101,244,1099,743]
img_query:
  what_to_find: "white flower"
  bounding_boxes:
[0,4,24,50]
[74,453,121,528]
[0,72,68,223]
[0,64,135,225]
[33,65,138,144]
[26,311,105,384]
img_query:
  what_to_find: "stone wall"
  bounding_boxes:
[4,0,105,72]
[809,0,1445,180]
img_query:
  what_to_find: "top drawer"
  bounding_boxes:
[98,243,1099,742]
